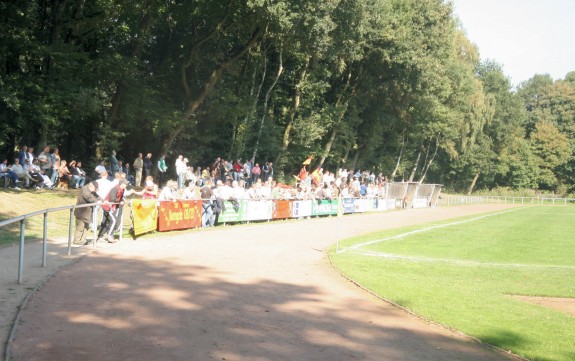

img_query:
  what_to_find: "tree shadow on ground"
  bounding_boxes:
[11,247,521,361]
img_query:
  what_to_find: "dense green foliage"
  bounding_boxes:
[331,206,575,361]
[1,0,573,193]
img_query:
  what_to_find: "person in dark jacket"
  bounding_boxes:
[73,181,103,245]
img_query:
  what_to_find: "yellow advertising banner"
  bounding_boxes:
[132,199,158,236]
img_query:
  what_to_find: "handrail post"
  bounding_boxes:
[18,220,25,284]
[67,208,74,255]
[42,212,48,267]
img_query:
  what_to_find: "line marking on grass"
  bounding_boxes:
[342,207,526,253]
[345,250,575,270]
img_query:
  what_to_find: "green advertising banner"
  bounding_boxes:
[311,199,339,216]
[217,200,246,223]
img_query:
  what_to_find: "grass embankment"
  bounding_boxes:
[330,206,575,361]
[0,188,131,246]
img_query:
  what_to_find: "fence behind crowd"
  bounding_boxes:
[135,182,446,235]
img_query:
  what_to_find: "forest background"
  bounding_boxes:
[1,0,574,195]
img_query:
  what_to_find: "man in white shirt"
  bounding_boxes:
[175,155,187,190]
[95,170,113,199]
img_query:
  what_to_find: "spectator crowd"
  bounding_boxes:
[3,145,391,229]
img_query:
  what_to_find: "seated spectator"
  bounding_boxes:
[182,181,200,200]
[1,158,20,189]
[69,160,86,188]
[57,160,73,188]
[94,160,107,177]
[10,158,35,188]
[76,161,88,187]
[25,159,45,189]
[158,180,178,201]
[133,176,158,199]
[122,162,135,186]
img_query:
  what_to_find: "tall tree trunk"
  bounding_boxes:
[274,56,310,166]
[390,131,406,180]
[160,25,266,156]
[408,150,422,182]
[252,48,283,161]
[467,172,480,195]
[418,134,440,184]
[350,148,361,172]
[316,67,359,169]
[105,1,157,128]
[317,126,338,169]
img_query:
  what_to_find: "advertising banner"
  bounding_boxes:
[292,200,312,218]
[354,198,372,213]
[342,198,355,214]
[311,199,338,216]
[244,200,273,221]
[217,200,246,224]
[412,197,429,208]
[157,200,202,231]
[132,199,158,236]
[272,200,293,219]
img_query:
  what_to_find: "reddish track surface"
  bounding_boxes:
[8,205,525,361]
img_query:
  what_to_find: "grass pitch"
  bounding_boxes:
[330,206,575,361]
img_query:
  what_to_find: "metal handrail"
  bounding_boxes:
[1,202,123,284]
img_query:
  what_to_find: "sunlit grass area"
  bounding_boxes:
[330,206,575,361]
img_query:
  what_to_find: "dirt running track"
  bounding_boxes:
[7,205,525,361]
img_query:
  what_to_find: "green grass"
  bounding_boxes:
[0,188,133,245]
[330,206,575,361]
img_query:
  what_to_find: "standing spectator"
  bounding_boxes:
[97,179,128,243]
[157,154,167,186]
[26,146,35,164]
[175,155,187,189]
[143,153,153,180]
[262,162,270,181]
[200,179,214,227]
[267,162,274,181]
[109,150,120,178]
[133,153,144,187]
[37,146,53,179]
[251,163,261,184]
[73,181,103,245]
[95,170,113,199]
[232,159,243,181]
[243,159,252,187]
[17,146,27,166]
[50,148,61,185]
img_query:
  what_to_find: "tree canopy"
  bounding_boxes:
[1,0,573,194]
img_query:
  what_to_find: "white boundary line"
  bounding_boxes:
[345,250,575,270]
[342,207,525,253]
